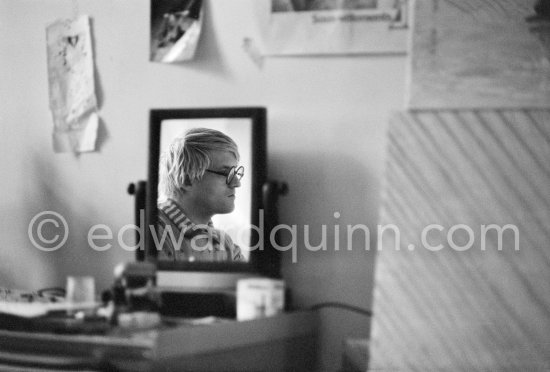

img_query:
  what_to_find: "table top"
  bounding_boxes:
[0,310,318,371]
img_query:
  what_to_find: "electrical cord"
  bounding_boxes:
[309,302,373,318]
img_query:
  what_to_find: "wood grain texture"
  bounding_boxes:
[408,0,550,109]
[369,109,550,371]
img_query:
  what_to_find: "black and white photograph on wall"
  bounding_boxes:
[150,0,203,63]
[265,0,409,56]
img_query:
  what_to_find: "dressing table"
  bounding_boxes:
[0,107,317,371]
[0,310,318,371]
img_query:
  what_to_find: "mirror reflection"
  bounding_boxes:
[156,118,252,263]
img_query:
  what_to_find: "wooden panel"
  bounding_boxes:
[369,109,550,371]
[408,0,550,109]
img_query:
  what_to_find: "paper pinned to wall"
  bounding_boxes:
[265,0,410,56]
[46,15,98,153]
[407,0,550,109]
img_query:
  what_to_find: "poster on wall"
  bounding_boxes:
[408,0,550,109]
[46,15,98,153]
[150,0,203,63]
[264,0,409,56]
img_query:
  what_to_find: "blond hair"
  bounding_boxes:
[158,128,239,201]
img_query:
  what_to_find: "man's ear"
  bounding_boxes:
[181,175,194,191]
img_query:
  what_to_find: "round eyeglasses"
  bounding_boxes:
[205,165,244,185]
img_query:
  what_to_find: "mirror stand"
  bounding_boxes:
[127,180,147,261]
[127,179,288,276]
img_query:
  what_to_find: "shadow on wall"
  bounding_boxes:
[19,153,133,291]
[271,151,379,371]
[273,151,378,303]
[88,17,109,151]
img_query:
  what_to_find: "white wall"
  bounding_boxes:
[0,0,407,370]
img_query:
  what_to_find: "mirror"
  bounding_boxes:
[158,118,252,261]
[145,107,273,275]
